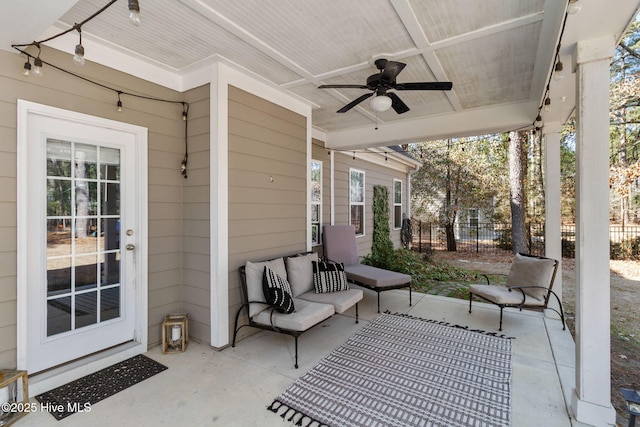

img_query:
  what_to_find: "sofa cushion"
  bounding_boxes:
[313,260,349,293]
[297,289,363,314]
[343,264,411,288]
[252,298,335,331]
[286,252,319,297]
[262,266,295,314]
[506,253,556,301]
[245,257,287,317]
[469,284,546,306]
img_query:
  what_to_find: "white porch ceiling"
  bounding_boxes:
[1,0,639,149]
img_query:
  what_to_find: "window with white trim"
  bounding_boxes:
[349,168,365,236]
[469,208,479,227]
[393,179,402,229]
[311,160,322,246]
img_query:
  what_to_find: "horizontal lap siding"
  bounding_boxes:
[0,47,185,366]
[333,151,407,257]
[182,84,211,344]
[227,86,307,343]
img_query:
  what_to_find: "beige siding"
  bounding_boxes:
[333,151,408,257]
[0,47,185,366]
[228,86,307,343]
[182,84,211,344]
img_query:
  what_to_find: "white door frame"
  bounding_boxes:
[16,100,149,395]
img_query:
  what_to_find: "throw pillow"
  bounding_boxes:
[262,266,295,314]
[312,260,349,293]
[245,258,287,317]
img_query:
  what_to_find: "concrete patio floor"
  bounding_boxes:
[16,288,588,426]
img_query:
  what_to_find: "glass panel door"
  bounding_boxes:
[46,140,123,337]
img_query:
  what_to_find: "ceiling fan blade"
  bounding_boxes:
[337,92,374,113]
[394,81,453,91]
[380,61,406,82]
[387,92,410,114]
[319,84,369,89]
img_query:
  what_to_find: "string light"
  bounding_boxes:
[117,92,123,112]
[73,25,85,66]
[128,0,143,26]
[22,59,31,76]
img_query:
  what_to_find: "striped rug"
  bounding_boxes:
[269,313,512,427]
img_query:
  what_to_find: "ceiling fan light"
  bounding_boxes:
[371,95,392,112]
[567,0,582,14]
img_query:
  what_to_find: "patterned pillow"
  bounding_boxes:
[312,260,349,293]
[262,266,295,314]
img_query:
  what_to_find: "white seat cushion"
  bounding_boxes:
[469,284,546,306]
[343,264,411,288]
[297,289,363,314]
[252,298,335,331]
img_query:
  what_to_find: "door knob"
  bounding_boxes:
[125,243,135,251]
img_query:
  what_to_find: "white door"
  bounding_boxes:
[18,102,148,374]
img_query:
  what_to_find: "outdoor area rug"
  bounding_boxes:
[35,354,167,420]
[269,312,512,427]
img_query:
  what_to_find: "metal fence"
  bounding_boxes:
[410,220,640,259]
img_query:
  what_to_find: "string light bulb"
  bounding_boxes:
[535,114,542,128]
[117,92,123,112]
[22,59,31,76]
[544,97,551,112]
[128,0,142,26]
[73,26,85,66]
[554,61,564,81]
[33,56,43,77]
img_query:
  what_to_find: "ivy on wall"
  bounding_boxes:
[369,185,394,269]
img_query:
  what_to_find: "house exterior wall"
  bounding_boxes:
[182,84,212,344]
[312,139,332,246]
[329,149,410,257]
[0,47,185,367]
[227,86,307,342]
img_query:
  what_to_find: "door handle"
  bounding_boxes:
[125,244,135,251]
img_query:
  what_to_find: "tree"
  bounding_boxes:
[508,130,529,254]
[409,136,505,251]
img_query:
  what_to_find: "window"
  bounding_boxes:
[393,179,402,229]
[469,208,479,227]
[350,168,365,236]
[311,160,322,246]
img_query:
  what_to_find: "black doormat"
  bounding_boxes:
[35,354,168,420]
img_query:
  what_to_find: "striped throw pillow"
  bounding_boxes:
[312,260,349,293]
[262,266,295,314]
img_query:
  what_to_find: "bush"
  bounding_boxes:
[610,236,640,260]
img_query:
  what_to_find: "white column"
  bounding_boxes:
[543,122,562,318]
[570,36,616,426]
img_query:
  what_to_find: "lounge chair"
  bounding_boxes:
[468,252,565,331]
[323,225,412,312]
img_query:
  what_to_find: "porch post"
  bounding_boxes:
[570,36,616,426]
[542,122,562,318]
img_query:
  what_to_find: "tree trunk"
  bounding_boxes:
[509,130,528,254]
[444,139,457,251]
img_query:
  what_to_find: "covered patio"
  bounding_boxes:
[17,289,579,426]
[1,1,639,426]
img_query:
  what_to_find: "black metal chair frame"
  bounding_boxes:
[232,263,358,369]
[468,253,565,331]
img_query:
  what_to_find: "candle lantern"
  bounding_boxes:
[0,370,29,426]
[162,313,189,354]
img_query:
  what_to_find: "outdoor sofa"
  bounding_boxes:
[232,251,363,368]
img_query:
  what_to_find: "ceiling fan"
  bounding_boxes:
[319,58,452,114]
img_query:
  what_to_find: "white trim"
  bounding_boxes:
[339,148,420,173]
[16,100,148,386]
[210,63,229,348]
[330,150,335,226]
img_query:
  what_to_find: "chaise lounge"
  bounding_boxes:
[323,225,412,313]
